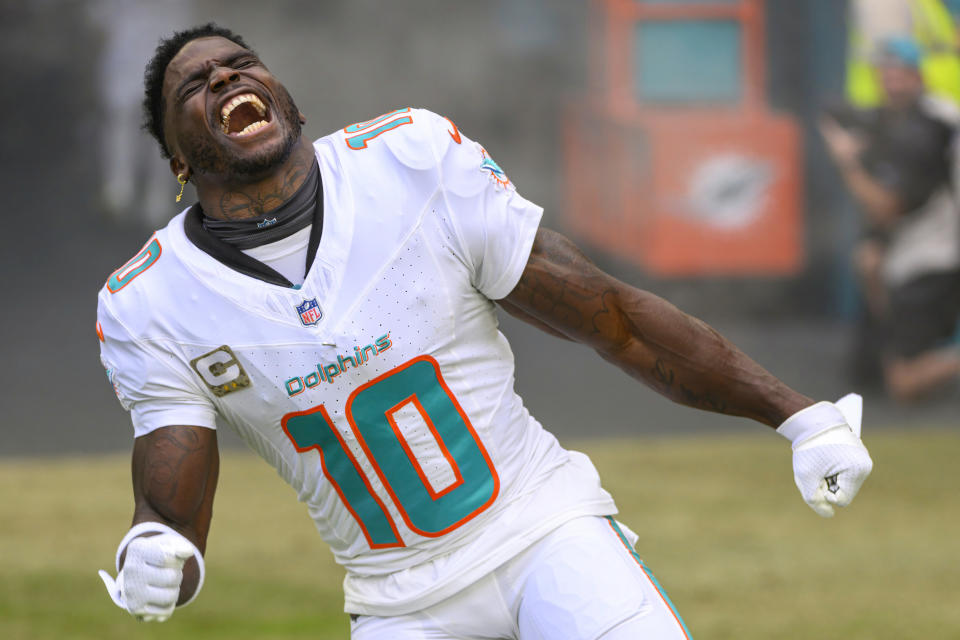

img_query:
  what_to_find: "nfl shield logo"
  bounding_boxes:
[295,298,323,326]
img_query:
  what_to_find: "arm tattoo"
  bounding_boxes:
[651,358,730,414]
[651,358,675,390]
[510,230,615,338]
[504,229,807,425]
[134,426,211,526]
[513,267,588,332]
[141,427,202,502]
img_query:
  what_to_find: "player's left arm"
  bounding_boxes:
[502,228,808,425]
[500,227,873,515]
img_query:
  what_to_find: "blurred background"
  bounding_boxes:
[2,0,958,458]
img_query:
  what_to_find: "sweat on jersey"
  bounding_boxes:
[96,108,618,616]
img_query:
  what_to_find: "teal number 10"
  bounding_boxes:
[344,108,413,150]
[281,356,499,549]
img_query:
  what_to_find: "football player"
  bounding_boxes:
[96,23,873,639]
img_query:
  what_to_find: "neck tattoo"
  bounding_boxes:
[202,158,319,250]
[216,158,311,220]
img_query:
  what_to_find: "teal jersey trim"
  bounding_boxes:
[605,516,693,639]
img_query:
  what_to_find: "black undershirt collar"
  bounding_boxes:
[183,164,324,288]
[202,159,319,249]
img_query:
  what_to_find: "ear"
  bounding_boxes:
[299,111,307,125]
[169,156,190,180]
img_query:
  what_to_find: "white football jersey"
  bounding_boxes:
[97,108,617,615]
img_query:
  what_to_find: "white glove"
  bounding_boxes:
[98,522,205,622]
[777,393,874,517]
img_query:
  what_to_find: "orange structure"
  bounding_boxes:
[565,0,803,276]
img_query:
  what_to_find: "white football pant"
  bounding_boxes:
[350,515,692,639]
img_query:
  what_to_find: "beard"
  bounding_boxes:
[182,85,302,180]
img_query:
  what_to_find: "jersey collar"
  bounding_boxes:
[183,171,325,288]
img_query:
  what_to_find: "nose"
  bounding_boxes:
[208,65,240,93]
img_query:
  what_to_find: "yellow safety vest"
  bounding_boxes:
[846,0,960,107]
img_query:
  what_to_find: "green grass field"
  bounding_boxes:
[1,429,958,639]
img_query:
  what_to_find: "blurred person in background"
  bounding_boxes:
[91,0,192,225]
[846,0,960,108]
[823,36,960,402]
[95,23,873,638]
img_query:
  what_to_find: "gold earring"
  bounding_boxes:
[175,174,188,203]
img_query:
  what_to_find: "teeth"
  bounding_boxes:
[220,93,268,132]
[237,120,269,136]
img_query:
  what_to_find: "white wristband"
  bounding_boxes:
[776,401,848,445]
[116,522,206,608]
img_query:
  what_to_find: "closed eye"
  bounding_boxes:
[233,57,259,69]
[175,79,205,104]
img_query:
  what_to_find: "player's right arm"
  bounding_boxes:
[131,424,219,603]
[97,279,221,620]
[98,425,218,621]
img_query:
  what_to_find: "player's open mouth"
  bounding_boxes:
[220,93,272,137]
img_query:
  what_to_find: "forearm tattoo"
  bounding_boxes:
[651,358,730,414]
